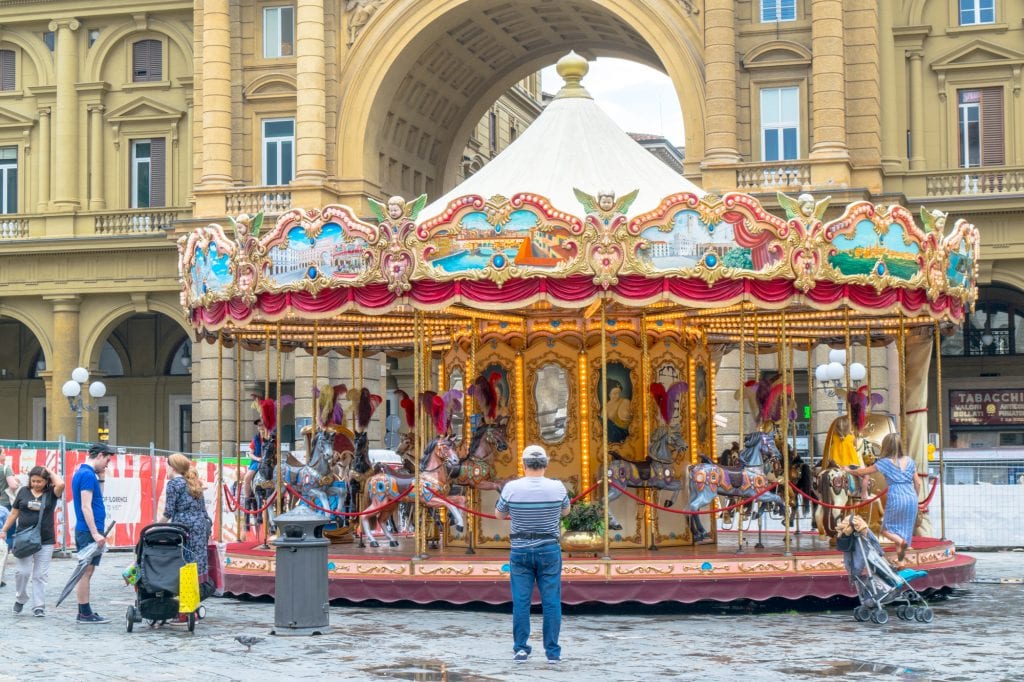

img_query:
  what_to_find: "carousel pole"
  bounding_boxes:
[641,312,655,551]
[806,340,814,468]
[780,312,792,557]
[413,312,424,559]
[275,324,283,517]
[216,331,224,543]
[737,311,746,553]
[350,341,357,432]
[600,299,611,561]
[788,333,800,535]
[898,313,908,452]
[262,329,271,544]
[752,314,763,548]
[934,321,947,540]
[866,321,873,400]
[235,333,243,538]
[465,322,477,555]
[844,309,853,433]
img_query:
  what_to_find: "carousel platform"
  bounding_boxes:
[222,532,974,606]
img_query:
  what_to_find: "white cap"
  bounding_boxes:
[522,444,548,463]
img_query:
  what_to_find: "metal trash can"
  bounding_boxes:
[270,507,331,636]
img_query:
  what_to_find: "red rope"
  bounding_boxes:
[918,477,939,510]
[284,482,412,517]
[429,489,499,519]
[608,480,780,516]
[222,484,277,515]
[786,477,884,509]
[571,481,601,504]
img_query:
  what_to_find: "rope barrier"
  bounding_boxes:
[787,481,886,511]
[283,482,412,517]
[571,481,601,504]
[429,489,499,519]
[222,484,277,516]
[608,480,780,516]
[918,476,939,510]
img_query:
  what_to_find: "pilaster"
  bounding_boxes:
[295,0,327,184]
[44,295,81,441]
[809,0,850,163]
[198,0,232,188]
[701,0,740,166]
[49,18,81,210]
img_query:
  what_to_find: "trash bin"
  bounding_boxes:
[270,507,331,636]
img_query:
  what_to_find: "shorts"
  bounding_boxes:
[75,529,104,567]
[248,461,260,472]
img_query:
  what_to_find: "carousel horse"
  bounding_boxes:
[454,417,509,492]
[685,430,784,543]
[605,424,689,530]
[785,451,815,529]
[359,436,466,547]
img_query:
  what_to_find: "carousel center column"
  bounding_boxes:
[809,0,850,184]
[294,0,327,190]
[701,0,740,189]
[49,19,81,212]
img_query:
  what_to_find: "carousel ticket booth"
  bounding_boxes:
[179,54,978,604]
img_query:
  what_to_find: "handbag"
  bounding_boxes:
[11,493,49,559]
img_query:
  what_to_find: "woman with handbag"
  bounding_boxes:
[159,455,212,593]
[0,466,64,617]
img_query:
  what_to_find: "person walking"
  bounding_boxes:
[159,454,212,592]
[72,443,113,624]
[851,433,922,569]
[494,444,570,664]
[0,465,64,616]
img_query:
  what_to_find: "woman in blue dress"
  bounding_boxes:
[851,433,922,568]
[160,454,212,586]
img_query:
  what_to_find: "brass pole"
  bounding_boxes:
[899,313,907,452]
[216,332,224,543]
[640,313,652,549]
[264,328,270,401]
[235,334,243,538]
[780,312,791,556]
[601,300,611,560]
[844,308,853,432]
[806,340,814,468]
[737,311,746,552]
[275,324,283,517]
[934,321,946,540]
[789,333,799,535]
[465,323,477,555]
[350,341,357,432]
[312,321,319,397]
[413,312,423,558]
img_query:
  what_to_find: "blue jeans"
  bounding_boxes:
[510,543,562,660]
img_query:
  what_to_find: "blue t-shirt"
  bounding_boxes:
[72,463,105,533]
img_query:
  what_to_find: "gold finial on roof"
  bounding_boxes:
[554,51,592,100]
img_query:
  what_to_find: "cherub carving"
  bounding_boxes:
[777,191,830,224]
[345,0,386,46]
[368,194,427,293]
[227,211,266,302]
[574,187,639,288]
[920,207,947,235]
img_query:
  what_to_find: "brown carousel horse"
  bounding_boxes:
[454,372,510,492]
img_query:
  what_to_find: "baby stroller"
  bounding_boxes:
[837,515,933,625]
[125,523,206,633]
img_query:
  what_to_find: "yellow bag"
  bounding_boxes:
[179,562,201,614]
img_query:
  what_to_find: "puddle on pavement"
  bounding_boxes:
[782,659,935,680]
[361,659,502,681]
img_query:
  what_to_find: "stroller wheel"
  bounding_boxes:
[895,605,909,620]
[914,606,934,623]
[197,605,207,620]
[125,606,135,633]
[187,612,196,633]
[870,609,889,624]
[853,605,870,622]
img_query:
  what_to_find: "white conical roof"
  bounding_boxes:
[422,52,703,221]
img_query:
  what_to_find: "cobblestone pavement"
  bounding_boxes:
[1,550,1021,681]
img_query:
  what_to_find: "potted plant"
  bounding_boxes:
[560,501,606,551]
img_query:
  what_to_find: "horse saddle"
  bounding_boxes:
[719,465,748,490]
[634,460,654,481]
[376,466,415,491]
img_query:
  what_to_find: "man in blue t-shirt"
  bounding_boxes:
[495,444,570,664]
[71,443,113,624]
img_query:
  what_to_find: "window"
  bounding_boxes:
[760,87,800,161]
[509,119,518,143]
[130,138,166,208]
[132,39,162,82]
[488,111,497,153]
[262,118,294,185]
[0,146,17,214]
[0,50,14,91]
[42,32,55,52]
[761,0,796,22]
[88,29,100,47]
[958,88,1004,168]
[959,0,995,25]
[263,6,294,58]
[179,403,192,453]
[942,298,1023,356]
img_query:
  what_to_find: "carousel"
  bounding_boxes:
[178,53,978,605]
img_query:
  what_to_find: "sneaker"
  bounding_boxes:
[76,612,110,624]
[13,601,24,615]
[547,658,561,665]
[514,650,529,663]
[32,608,44,617]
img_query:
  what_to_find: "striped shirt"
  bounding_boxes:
[496,476,570,549]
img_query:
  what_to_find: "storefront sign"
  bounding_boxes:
[949,389,1024,426]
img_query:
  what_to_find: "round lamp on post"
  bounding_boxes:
[89,381,106,399]
[827,349,847,365]
[63,367,106,443]
[71,366,89,384]
[849,362,867,383]
[826,362,845,381]
[61,380,82,399]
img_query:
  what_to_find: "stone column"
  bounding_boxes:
[295,0,327,183]
[809,0,849,159]
[908,51,926,171]
[88,105,105,210]
[878,1,901,171]
[49,19,81,209]
[199,0,232,187]
[702,0,739,165]
[37,107,50,211]
[45,295,81,441]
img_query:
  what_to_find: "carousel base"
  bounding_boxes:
[222,531,974,606]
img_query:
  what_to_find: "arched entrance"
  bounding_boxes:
[336,0,705,199]
[0,315,49,440]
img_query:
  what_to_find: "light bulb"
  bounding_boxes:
[89,381,107,398]
[814,364,829,383]
[826,362,845,381]
[62,380,81,398]
[849,362,867,382]
[71,367,89,384]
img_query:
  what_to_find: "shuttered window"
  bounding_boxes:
[132,39,162,82]
[958,88,1004,168]
[131,138,165,208]
[0,50,15,91]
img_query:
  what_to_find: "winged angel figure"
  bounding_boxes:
[574,188,639,288]
[776,192,831,292]
[227,211,266,303]
[367,194,427,294]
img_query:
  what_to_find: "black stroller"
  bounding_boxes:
[125,523,206,633]
[837,516,933,625]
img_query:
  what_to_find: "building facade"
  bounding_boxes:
[0,1,1020,457]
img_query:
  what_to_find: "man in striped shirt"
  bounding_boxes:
[495,444,570,664]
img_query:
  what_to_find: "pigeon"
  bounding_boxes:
[234,635,265,652]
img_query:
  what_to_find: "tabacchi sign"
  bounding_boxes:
[949,389,1024,426]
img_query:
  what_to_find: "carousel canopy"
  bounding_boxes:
[422,52,703,221]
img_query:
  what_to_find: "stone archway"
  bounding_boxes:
[0,314,50,440]
[336,0,705,201]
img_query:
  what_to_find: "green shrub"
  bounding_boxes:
[562,501,606,535]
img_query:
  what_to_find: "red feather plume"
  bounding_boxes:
[649,383,668,423]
